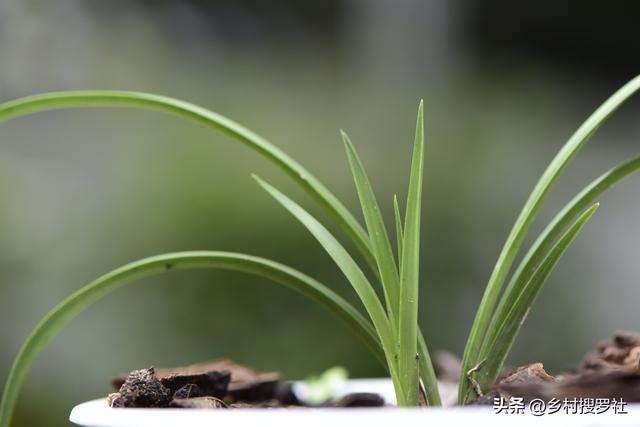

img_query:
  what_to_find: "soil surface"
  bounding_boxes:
[469,331,640,404]
[108,331,640,408]
[108,359,384,409]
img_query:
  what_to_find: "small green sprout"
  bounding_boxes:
[302,366,349,405]
[0,75,639,426]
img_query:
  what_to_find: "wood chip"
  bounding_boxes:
[170,396,227,409]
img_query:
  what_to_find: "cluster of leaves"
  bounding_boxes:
[0,76,639,426]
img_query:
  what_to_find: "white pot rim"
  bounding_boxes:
[70,378,640,427]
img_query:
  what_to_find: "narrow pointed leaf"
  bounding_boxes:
[418,330,442,406]
[481,156,640,369]
[476,204,599,390]
[0,91,376,271]
[342,130,400,325]
[398,100,425,406]
[459,75,640,403]
[394,195,404,264]
[0,251,381,427]
[253,176,405,402]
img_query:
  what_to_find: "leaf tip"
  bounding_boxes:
[251,173,268,188]
[416,100,425,133]
[580,202,600,223]
[339,129,351,145]
[341,130,358,158]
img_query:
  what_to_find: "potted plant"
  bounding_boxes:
[1,75,639,426]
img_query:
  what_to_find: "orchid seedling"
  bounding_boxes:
[1,76,639,426]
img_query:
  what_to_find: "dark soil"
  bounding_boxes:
[108,359,384,409]
[472,330,640,404]
[108,331,640,409]
[109,368,172,408]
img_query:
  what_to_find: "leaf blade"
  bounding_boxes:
[479,156,640,381]
[459,75,640,403]
[253,176,405,402]
[0,251,381,427]
[476,204,599,389]
[398,100,425,406]
[0,91,377,271]
[418,330,442,406]
[394,194,404,264]
[342,131,400,326]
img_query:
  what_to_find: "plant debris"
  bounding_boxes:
[108,359,383,409]
[491,331,640,403]
[110,331,640,410]
[172,384,201,400]
[583,330,640,371]
[170,396,227,409]
[326,393,385,407]
[109,368,171,408]
[161,370,230,399]
[499,363,556,388]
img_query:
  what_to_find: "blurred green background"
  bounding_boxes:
[1,1,639,425]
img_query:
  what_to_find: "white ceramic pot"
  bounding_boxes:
[70,378,640,427]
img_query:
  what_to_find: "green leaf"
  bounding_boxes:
[394,194,404,264]
[342,130,400,327]
[479,156,640,385]
[253,175,406,403]
[302,366,349,405]
[476,204,599,390]
[0,251,382,427]
[418,330,442,406]
[498,156,640,312]
[459,75,640,403]
[0,91,376,272]
[398,100,425,406]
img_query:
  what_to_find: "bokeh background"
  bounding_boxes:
[1,1,639,425]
